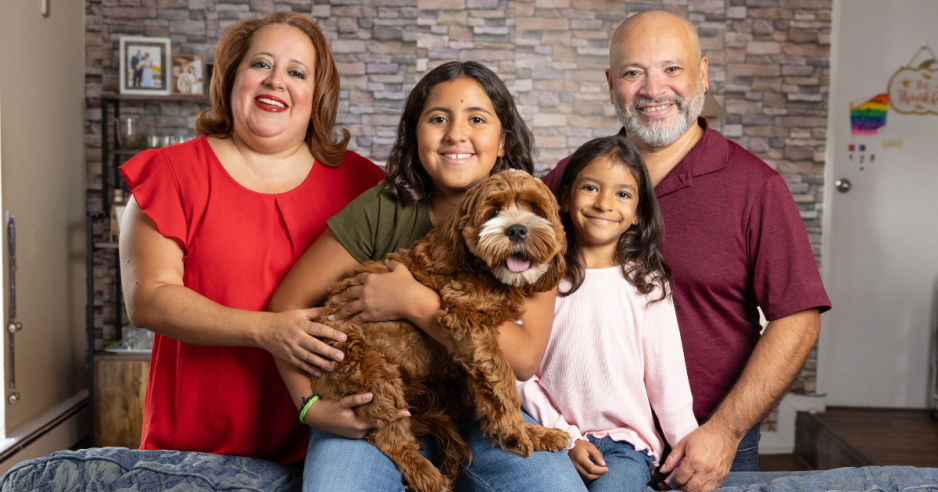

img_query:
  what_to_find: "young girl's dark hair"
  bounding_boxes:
[383,61,535,205]
[554,135,672,301]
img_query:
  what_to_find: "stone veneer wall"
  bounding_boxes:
[85,0,830,414]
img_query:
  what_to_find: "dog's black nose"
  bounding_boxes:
[506,224,528,242]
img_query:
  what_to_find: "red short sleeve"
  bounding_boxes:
[120,149,188,251]
[749,174,831,320]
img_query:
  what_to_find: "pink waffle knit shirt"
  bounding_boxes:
[518,267,699,466]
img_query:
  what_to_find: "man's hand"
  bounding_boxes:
[568,439,608,484]
[658,422,739,492]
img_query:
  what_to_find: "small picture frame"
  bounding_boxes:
[119,36,171,96]
[171,55,205,96]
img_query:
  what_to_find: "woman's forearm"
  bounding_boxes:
[126,281,268,347]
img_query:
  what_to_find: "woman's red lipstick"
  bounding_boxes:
[254,95,289,112]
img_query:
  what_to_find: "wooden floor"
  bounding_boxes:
[807,407,938,468]
[759,453,812,471]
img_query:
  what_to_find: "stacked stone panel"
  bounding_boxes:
[85,0,830,414]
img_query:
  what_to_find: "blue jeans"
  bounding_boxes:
[583,437,653,492]
[302,410,584,492]
[729,425,760,472]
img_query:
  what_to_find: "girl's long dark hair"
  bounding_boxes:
[555,135,672,302]
[383,61,535,205]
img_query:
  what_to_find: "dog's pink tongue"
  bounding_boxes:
[506,254,530,273]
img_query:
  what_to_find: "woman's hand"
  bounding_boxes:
[329,259,439,324]
[259,307,348,376]
[305,392,411,439]
[569,439,608,484]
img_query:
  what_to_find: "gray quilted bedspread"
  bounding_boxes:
[716,467,938,491]
[0,448,302,491]
[2,447,937,491]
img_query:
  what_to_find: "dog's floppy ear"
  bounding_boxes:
[413,179,488,275]
[530,248,566,293]
[528,184,567,293]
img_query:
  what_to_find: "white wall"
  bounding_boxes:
[821,0,938,408]
[0,1,87,434]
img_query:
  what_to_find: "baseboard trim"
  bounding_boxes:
[0,391,91,476]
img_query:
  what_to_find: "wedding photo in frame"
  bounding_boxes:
[119,36,171,96]
[171,54,205,96]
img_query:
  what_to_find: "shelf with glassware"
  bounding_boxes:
[86,92,209,446]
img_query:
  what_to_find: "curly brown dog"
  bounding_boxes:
[311,170,570,492]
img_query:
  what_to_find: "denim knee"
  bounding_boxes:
[455,411,586,492]
[584,437,653,492]
[303,428,435,492]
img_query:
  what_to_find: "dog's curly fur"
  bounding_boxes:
[312,170,569,492]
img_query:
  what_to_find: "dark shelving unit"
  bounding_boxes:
[86,91,209,445]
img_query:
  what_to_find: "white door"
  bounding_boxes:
[0,0,87,444]
[821,0,938,408]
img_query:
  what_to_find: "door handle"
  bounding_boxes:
[835,178,852,193]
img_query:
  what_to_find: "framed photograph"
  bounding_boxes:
[171,55,205,96]
[119,36,171,96]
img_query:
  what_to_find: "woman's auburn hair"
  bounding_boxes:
[554,135,672,302]
[383,61,536,205]
[194,12,349,167]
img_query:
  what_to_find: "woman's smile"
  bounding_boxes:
[254,95,289,112]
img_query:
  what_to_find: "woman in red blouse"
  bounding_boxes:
[118,12,384,465]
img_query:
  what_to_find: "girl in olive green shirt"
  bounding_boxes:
[269,61,584,492]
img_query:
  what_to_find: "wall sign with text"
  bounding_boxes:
[888,46,937,115]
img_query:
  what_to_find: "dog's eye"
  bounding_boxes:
[491,209,499,218]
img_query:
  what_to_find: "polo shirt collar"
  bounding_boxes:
[618,117,728,197]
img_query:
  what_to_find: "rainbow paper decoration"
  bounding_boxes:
[850,94,889,135]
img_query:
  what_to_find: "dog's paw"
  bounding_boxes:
[403,457,450,492]
[529,425,569,452]
[496,430,535,459]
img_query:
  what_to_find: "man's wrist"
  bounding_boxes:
[702,411,749,443]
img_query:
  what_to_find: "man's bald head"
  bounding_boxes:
[610,10,702,67]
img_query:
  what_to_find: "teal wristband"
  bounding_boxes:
[299,395,320,424]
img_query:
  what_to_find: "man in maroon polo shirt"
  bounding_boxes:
[542,10,831,492]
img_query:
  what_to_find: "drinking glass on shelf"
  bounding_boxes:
[118,117,145,149]
[122,325,154,351]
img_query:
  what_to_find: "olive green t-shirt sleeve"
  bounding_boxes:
[326,184,434,263]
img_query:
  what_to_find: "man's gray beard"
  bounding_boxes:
[615,79,706,148]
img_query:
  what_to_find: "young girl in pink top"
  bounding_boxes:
[519,135,698,491]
